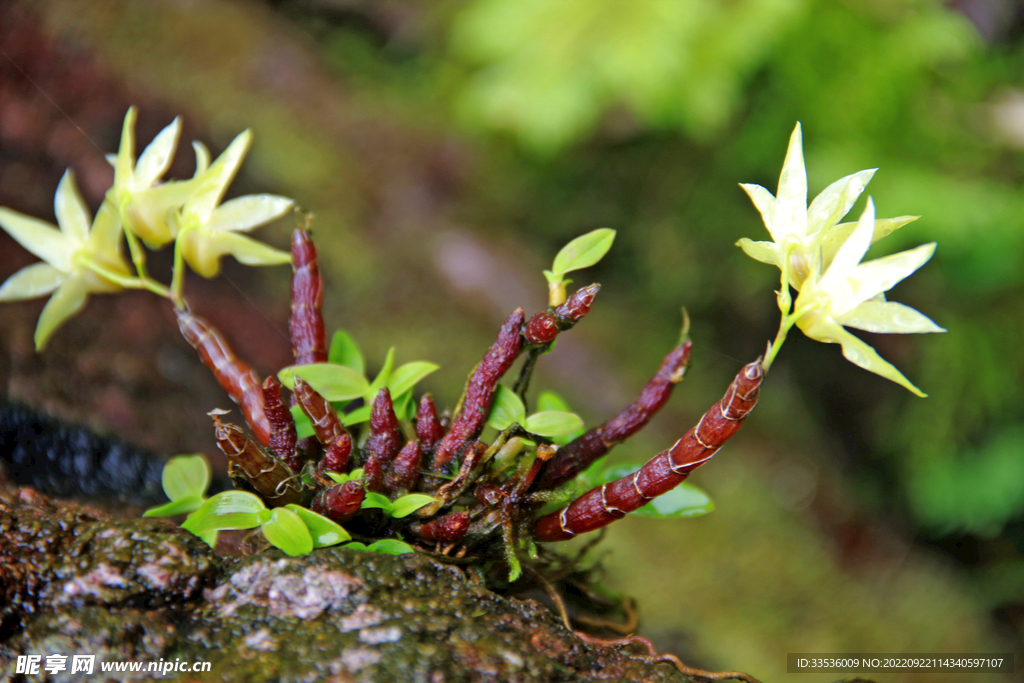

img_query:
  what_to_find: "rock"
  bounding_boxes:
[0,487,698,682]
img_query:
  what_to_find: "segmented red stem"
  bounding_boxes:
[312,480,365,522]
[320,433,352,474]
[537,340,692,489]
[293,377,344,447]
[385,441,422,495]
[415,395,444,452]
[262,376,300,470]
[363,388,402,493]
[432,308,525,475]
[177,309,270,446]
[412,511,470,543]
[553,283,599,327]
[289,228,328,366]
[534,359,764,542]
[211,413,304,506]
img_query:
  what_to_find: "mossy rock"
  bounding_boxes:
[0,486,700,682]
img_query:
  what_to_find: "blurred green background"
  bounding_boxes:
[1,0,1022,681]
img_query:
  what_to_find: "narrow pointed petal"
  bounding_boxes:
[34,277,89,350]
[206,195,295,233]
[0,208,74,272]
[739,183,776,237]
[736,238,782,267]
[772,123,808,240]
[115,107,138,188]
[820,198,876,306]
[820,215,919,268]
[839,300,945,334]
[192,141,211,177]
[845,242,937,311]
[833,326,926,397]
[135,117,182,187]
[807,168,876,232]
[54,171,91,244]
[90,200,125,257]
[182,230,290,278]
[188,130,253,223]
[0,263,67,301]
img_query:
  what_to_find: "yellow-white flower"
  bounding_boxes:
[108,107,197,247]
[172,129,293,278]
[794,198,945,396]
[737,123,918,289]
[0,171,130,349]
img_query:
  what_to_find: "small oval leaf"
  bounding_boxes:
[262,508,314,556]
[487,385,526,431]
[161,454,210,502]
[525,411,584,437]
[285,504,352,547]
[144,496,205,518]
[551,228,616,278]
[367,539,414,555]
[279,363,370,401]
[633,482,715,519]
[388,361,439,399]
[536,390,571,413]
[342,405,372,426]
[360,492,394,513]
[181,491,267,534]
[389,494,439,518]
[328,330,365,375]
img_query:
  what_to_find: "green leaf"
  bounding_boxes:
[342,405,371,426]
[181,491,267,535]
[342,541,369,552]
[328,330,365,375]
[360,492,394,513]
[536,390,571,413]
[389,494,439,518]
[393,390,415,421]
[487,385,526,431]
[285,504,351,547]
[326,468,364,485]
[279,363,370,401]
[262,508,314,556]
[633,481,714,519]
[366,539,414,555]
[388,361,439,399]
[365,347,396,401]
[551,228,616,278]
[161,454,210,502]
[525,411,584,437]
[198,530,218,548]
[143,496,205,518]
[291,404,315,439]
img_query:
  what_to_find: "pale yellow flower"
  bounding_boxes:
[737,123,918,289]
[794,198,944,396]
[172,130,293,278]
[107,107,197,247]
[0,171,130,349]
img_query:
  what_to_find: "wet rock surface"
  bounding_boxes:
[0,487,697,682]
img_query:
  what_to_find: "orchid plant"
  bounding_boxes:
[0,112,943,576]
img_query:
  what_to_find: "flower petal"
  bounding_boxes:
[846,242,936,309]
[89,200,125,258]
[54,171,91,244]
[135,117,182,187]
[114,107,138,189]
[206,195,295,233]
[0,262,67,301]
[34,276,90,350]
[0,208,74,272]
[819,215,919,268]
[192,141,211,177]
[182,229,290,278]
[736,238,782,267]
[187,130,253,223]
[832,325,926,397]
[771,123,808,240]
[807,168,876,233]
[819,198,876,312]
[838,300,945,334]
[740,183,775,236]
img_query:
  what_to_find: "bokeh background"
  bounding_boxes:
[1,1,1022,681]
